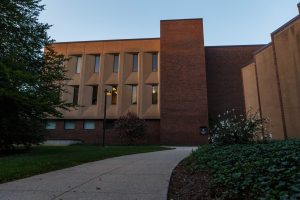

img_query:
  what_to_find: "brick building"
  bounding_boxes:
[46,4,300,144]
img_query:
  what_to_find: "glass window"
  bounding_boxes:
[131,85,137,104]
[132,53,138,72]
[73,86,79,105]
[76,56,82,73]
[152,85,158,104]
[84,120,95,129]
[152,53,158,72]
[45,121,56,129]
[64,120,75,129]
[113,54,119,73]
[92,85,98,105]
[111,85,118,105]
[94,55,100,73]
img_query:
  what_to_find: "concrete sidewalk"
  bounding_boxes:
[0,147,194,200]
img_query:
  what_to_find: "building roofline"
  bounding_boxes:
[52,37,160,45]
[241,60,255,69]
[205,44,265,48]
[160,18,203,22]
[253,42,272,55]
[271,15,300,35]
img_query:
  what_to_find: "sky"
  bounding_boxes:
[39,0,300,46]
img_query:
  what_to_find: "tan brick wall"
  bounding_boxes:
[272,17,300,139]
[255,45,285,139]
[242,63,260,114]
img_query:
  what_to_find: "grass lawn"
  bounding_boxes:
[0,145,170,183]
[185,140,300,199]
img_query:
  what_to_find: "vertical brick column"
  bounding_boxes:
[160,19,208,145]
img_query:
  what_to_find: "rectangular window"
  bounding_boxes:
[73,86,79,105]
[152,53,158,72]
[111,85,118,105]
[84,120,95,129]
[64,120,75,129]
[45,121,56,129]
[76,56,82,73]
[131,85,137,104]
[92,85,98,105]
[152,85,158,104]
[132,53,138,72]
[94,55,100,73]
[113,54,119,73]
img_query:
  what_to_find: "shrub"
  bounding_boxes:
[209,109,270,145]
[187,140,300,200]
[114,112,146,144]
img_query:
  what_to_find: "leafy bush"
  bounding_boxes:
[187,140,300,199]
[209,109,270,145]
[114,112,146,144]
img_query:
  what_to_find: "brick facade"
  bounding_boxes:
[160,19,209,145]
[48,19,269,145]
[47,120,160,144]
[205,45,264,120]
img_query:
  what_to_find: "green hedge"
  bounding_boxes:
[187,140,300,199]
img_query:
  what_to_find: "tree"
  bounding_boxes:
[0,0,72,151]
[114,112,147,144]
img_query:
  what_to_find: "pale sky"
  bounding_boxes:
[40,0,300,46]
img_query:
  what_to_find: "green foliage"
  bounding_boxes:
[0,0,72,151]
[210,109,269,145]
[114,112,147,144]
[0,145,170,183]
[187,140,300,199]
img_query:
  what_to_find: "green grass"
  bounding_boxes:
[0,145,170,183]
[186,140,300,199]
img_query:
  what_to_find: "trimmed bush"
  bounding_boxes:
[114,112,146,144]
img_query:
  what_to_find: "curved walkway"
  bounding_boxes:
[0,147,194,200]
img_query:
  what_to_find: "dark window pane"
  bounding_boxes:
[45,121,56,129]
[132,54,138,72]
[84,120,95,129]
[92,86,98,105]
[73,86,79,105]
[113,54,119,73]
[64,120,75,129]
[94,55,100,73]
[131,85,137,104]
[76,56,81,73]
[152,53,158,72]
[111,85,117,105]
[152,85,158,104]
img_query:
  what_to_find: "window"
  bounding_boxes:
[45,121,56,129]
[132,53,138,72]
[84,120,95,129]
[131,85,137,104]
[94,55,100,73]
[64,120,75,129]
[111,85,118,105]
[92,85,98,105]
[152,85,158,104]
[152,53,158,72]
[113,54,119,73]
[73,86,79,105]
[76,56,82,73]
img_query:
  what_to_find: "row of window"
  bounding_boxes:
[75,53,158,74]
[45,120,114,130]
[72,85,158,106]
